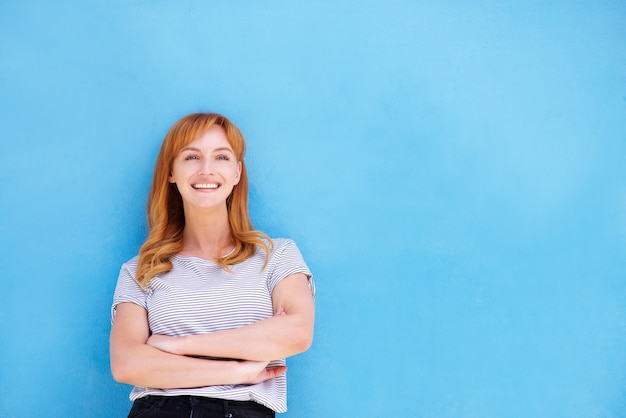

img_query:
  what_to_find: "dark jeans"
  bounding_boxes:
[127,395,276,418]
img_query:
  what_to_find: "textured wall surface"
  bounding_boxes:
[1,1,625,416]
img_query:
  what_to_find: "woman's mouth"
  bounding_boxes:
[192,183,220,190]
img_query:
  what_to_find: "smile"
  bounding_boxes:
[192,183,220,189]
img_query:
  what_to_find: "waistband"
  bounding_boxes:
[138,395,274,415]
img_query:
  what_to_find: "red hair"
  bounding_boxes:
[135,113,272,287]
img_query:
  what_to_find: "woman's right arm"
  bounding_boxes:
[110,302,286,389]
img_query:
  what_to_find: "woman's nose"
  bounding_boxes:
[198,160,214,175]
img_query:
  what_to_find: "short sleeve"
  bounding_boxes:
[267,239,315,298]
[111,258,149,322]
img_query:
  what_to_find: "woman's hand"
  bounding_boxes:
[147,334,184,355]
[240,361,287,385]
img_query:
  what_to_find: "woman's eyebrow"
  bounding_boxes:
[180,146,234,153]
[213,147,234,154]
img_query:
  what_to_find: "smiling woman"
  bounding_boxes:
[109,113,316,418]
[169,126,243,218]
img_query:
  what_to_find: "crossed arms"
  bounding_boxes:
[109,273,315,389]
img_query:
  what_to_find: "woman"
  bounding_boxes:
[110,113,315,418]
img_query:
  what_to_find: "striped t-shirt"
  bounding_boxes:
[112,238,314,413]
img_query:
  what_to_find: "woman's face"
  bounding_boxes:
[169,125,242,212]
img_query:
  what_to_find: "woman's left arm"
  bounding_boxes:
[147,273,315,361]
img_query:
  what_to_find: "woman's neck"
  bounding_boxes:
[180,206,235,259]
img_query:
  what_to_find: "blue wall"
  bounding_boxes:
[1,1,625,416]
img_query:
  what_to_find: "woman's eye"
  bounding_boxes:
[184,154,200,161]
[216,154,230,161]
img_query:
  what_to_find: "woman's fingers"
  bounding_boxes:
[241,361,287,384]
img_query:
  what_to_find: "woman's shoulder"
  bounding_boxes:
[268,237,293,246]
[265,237,298,253]
[119,255,140,272]
[264,237,309,263]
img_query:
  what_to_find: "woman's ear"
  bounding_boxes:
[234,161,242,185]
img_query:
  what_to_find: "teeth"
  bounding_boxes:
[193,183,219,189]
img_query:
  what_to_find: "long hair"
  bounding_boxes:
[135,113,272,287]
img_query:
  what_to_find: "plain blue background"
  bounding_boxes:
[1,1,625,417]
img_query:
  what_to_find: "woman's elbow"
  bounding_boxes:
[110,356,139,384]
[110,361,129,383]
[296,336,313,354]
[290,325,314,354]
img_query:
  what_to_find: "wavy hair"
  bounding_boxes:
[135,113,272,287]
